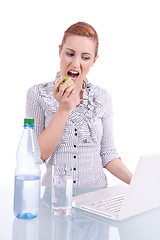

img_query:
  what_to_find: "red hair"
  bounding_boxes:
[61,22,99,57]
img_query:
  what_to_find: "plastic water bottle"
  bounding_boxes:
[13,118,41,219]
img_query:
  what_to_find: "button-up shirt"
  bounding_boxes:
[26,72,120,191]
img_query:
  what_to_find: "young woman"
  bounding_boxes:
[26,22,133,190]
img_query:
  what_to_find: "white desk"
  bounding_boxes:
[1,185,160,240]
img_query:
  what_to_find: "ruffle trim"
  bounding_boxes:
[38,72,109,143]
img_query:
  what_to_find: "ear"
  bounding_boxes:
[59,44,62,57]
[92,55,99,66]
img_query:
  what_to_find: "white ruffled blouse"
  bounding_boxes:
[26,72,120,191]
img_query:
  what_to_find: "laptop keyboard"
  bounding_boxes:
[89,194,126,214]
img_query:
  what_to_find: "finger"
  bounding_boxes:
[63,84,75,98]
[58,78,72,95]
[53,76,70,94]
[53,76,63,92]
[56,76,64,85]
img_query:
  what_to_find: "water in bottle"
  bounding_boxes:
[13,118,41,219]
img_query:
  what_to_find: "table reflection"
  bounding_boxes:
[12,217,39,240]
[11,186,160,240]
[38,187,110,240]
[52,215,72,240]
[117,208,160,240]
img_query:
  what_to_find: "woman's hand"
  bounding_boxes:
[53,76,81,111]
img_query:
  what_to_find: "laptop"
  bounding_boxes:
[72,154,160,221]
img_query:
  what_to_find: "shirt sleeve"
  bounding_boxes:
[100,92,120,167]
[25,85,50,164]
[25,85,45,138]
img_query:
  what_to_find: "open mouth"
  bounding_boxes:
[67,70,79,80]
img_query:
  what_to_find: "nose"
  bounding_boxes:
[71,55,81,68]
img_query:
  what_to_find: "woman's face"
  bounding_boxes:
[59,35,98,86]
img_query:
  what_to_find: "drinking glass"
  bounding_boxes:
[52,165,73,216]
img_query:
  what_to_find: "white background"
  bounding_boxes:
[0,0,160,186]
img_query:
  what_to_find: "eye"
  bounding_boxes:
[66,52,74,57]
[82,54,91,61]
[82,56,90,61]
